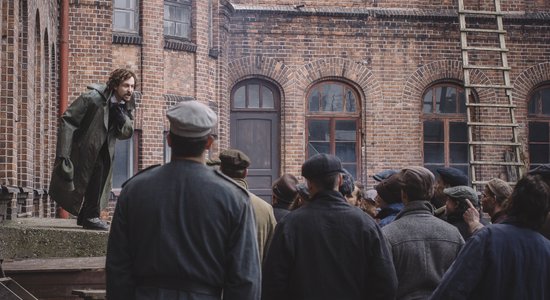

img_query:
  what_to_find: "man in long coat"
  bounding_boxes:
[106,100,260,299]
[49,69,136,230]
[262,153,397,300]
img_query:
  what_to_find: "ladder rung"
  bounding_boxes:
[472,180,516,186]
[468,122,518,127]
[465,84,513,89]
[463,46,509,52]
[463,65,511,71]
[461,28,507,34]
[469,141,522,146]
[459,9,504,16]
[470,161,524,166]
[466,103,516,108]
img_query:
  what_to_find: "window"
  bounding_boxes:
[232,81,277,110]
[164,0,191,39]
[422,83,468,176]
[113,0,139,33]
[528,85,550,170]
[306,82,360,178]
[112,131,140,188]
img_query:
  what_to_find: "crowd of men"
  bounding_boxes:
[55,69,550,300]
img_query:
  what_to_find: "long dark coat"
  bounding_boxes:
[262,190,398,300]
[49,84,133,215]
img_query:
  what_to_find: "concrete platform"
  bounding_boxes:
[0,219,108,259]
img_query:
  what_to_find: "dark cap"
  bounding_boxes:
[436,167,469,187]
[375,174,402,204]
[219,149,251,170]
[373,169,399,182]
[301,154,345,179]
[166,101,217,138]
[528,164,550,179]
[444,185,479,206]
[272,174,299,204]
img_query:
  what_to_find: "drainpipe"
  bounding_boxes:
[57,0,70,219]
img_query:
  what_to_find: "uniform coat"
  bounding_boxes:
[262,190,398,300]
[49,84,133,215]
[382,201,465,300]
[106,159,261,300]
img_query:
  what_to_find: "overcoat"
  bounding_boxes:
[49,84,134,215]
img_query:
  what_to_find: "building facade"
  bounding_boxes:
[1,0,550,217]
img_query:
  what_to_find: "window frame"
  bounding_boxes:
[527,84,550,170]
[112,129,140,189]
[230,79,279,112]
[113,0,140,34]
[163,0,192,40]
[305,81,361,178]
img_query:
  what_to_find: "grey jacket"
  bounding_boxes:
[382,201,465,300]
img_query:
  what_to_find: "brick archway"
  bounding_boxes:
[228,56,291,93]
[514,62,550,102]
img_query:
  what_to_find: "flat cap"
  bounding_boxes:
[444,185,479,206]
[219,149,251,170]
[375,174,402,204]
[272,174,299,204]
[364,189,378,203]
[528,164,550,178]
[373,169,399,182]
[486,178,512,204]
[301,154,344,179]
[166,101,217,138]
[436,167,469,187]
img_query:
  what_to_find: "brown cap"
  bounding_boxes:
[486,178,513,204]
[219,149,251,171]
[375,174,402,204]
[272,174,299,204]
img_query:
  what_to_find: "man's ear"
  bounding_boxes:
[167,132,173,147]
[244,168,248,178]
[338,173,343,188]
[205,135,215,149]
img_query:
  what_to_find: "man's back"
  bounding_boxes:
[382,201,464,300]
[106,159,260,300]
[262,190,397,300]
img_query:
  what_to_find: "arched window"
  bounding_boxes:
[528,84,550,170]
[232,80,277,110]
[306,81,361,178]
[422,83,468,176]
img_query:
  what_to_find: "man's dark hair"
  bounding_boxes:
[169,132,209,158]
[506,174,550,230]
[309,173,340,192]
[107,68,138,91]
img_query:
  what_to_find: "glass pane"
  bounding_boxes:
[528,93,538,114]
[424,120,443,142]
[336,142,356,162]
[345,89,356,112]
[450,164,469,179]
[542,88,550,115]
[262,87,274,108]
[321,84,343,112]
[424,143,444,163]
[309,88,320,112]
[342,164,357,180]
[248,84,260,108]
[308,120,330,141]
[423,89,433,113]
[424,164,444,176]
[113,139,131,188]
[529,122,549,142]
[529,144,549,164]
[114,11,130,30]
[438,86,457,113]
[175,23,188,38]
[335,120,356,141]
[308,142,330,157]
[459,89,466,113]
[114,0,134,9]
[450,143,468,163]
[450,122,468,142]
[233,86,245,108]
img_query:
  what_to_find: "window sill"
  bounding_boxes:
[112,33,142,45]
[164,39,197,53]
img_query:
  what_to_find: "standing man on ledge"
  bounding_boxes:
[106,100,260,300]
[49,68,136,230]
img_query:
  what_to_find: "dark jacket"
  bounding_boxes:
[431,220,550,300]
[272,203,290,222]
[49,84,134,215]
[262,190,398,300]
[447,212,489,240]
[382,201,465,300]
[106,159,261,300]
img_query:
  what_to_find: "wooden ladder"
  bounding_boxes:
[458,0,524,189]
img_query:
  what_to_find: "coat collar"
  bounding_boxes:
[395,200,434,220]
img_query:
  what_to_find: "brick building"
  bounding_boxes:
[1,0,550,217]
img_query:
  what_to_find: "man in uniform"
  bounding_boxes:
[219,149,277,263]
[106,101,261,300]
[49,68,136,230]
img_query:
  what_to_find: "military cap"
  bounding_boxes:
[486,178,512,204]
[373,169,399,182]
[272,174,299,204]
[166,100,217,138]
[444,185,479,206]
[301,154,345,179]
[436,167,469,187]
[528,164,550,178]
[219,149,251,170]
